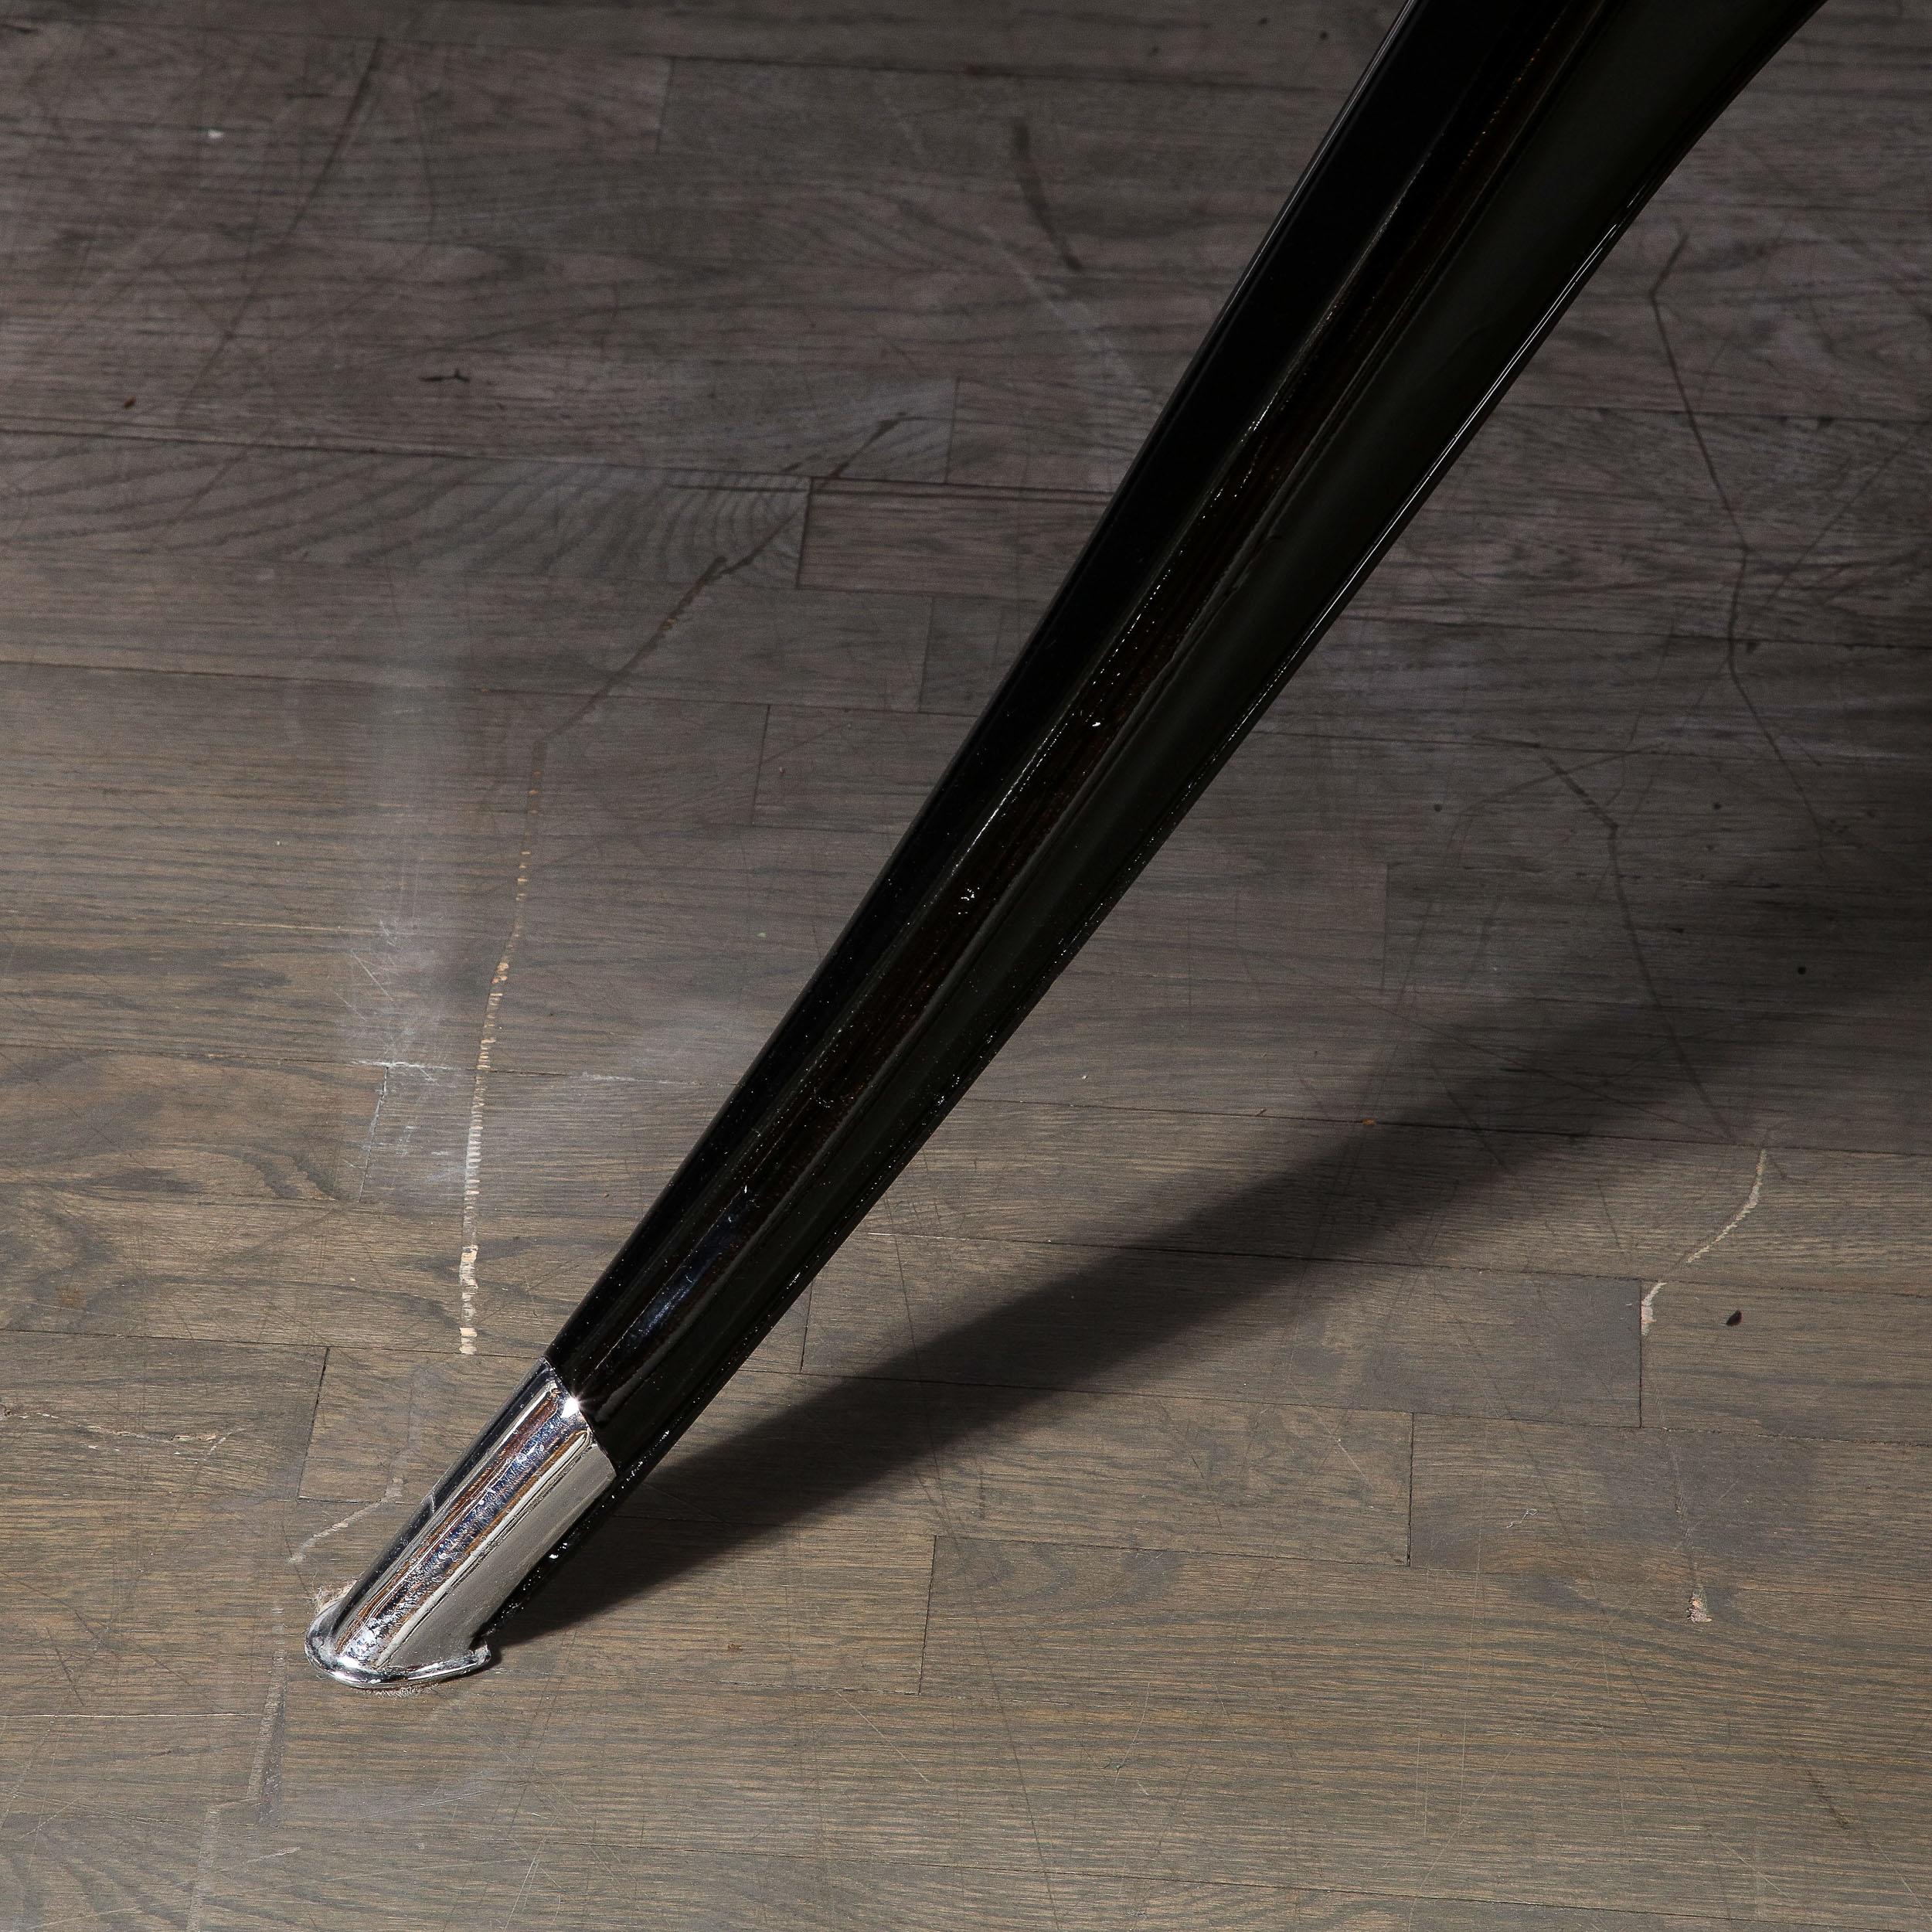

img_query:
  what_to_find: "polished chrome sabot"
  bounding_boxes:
[306,1362,614,1689]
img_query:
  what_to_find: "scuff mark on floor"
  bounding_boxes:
[285,1491,393,1574]
[0,1405,233,1454]
[1011,116,1084,274]
[450,535,782,1354]
[459,747,545,1354]
[355,1062,394,1203]
[1641,1145,1767,1336]
[287,1377,425,1588]
[1660,1430,1719,1627]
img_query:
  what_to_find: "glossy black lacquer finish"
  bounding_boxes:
[502,0,1816,1613]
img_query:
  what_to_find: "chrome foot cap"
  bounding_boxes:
[302,1362,615,1691]
[304,1607,492,1689]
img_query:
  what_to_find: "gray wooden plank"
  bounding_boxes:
[0,1331,320,1500]
[807,404,1932,648]
[1385,859,1932,1012]
[0,1711,265,1880]
[0,318,954,475]
[303,1338,1411,1572]
[1410,1413,1932,1606]
[0,1189,468,1349]
[947,268,1932,492]
[981,971,1932,1155]
[0,553,930,704]
[0,1046,386,1201]
[1064,1892,1838,1932]
[1,0,1402,91]
[188,1670,1068,1893]
[760,694,1932,880]
[0,215,1219,379]
[34,1097,1917,1352]
[0,826,879,1074]
[2,213,1916,509]
[930,605,1932,762]
[1340,990,1932,1158]
[0,431,807,583]
[0,1500,316,1714]
[0,911,506,1064]
[800,475,1100,603]
[919,1536,1932,1917]
[1643,1282,1932,1445]
[882,1103,1932,1294]
[0,32,675,243]
[802,1230,1637,1427]
[11,0,1926,100]
[186,1830,1073,1932]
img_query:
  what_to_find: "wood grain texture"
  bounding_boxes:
[1409,1413,1932,1605]
[918,1538,1932,1916]
[0,0,1927,1925]
[1643,1282,1932,1443]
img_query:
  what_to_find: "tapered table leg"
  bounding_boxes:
[310,0,1821,1688]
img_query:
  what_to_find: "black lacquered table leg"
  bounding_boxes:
[309,0,1821,1688]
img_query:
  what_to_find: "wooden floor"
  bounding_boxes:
[0,0,1928,1925]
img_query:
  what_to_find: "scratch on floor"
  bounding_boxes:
[818,413,908,481]
[1540,753,1734,1141]
[0,1406,232,1454]
[449,537,778,1354]
[285,1491,393,1573]
[1660,1430,1719,1629]
[1011,116,1083,274]
[355,1063,394,1204]
[287,1380,424,1584]
[503,1855,543,1927]
[1640,1146,1767,1336]
[553,543,743,737]
[459,747,546,1355]
[882,89,1140,410]
[185,1612,288,1932]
